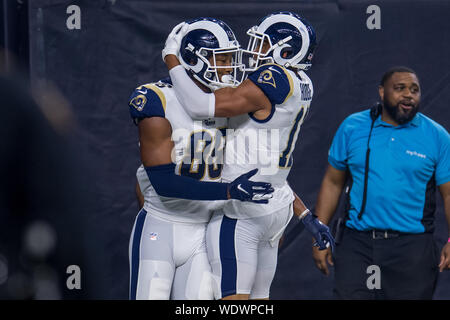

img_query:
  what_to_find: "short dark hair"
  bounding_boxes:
[380,66,418,86]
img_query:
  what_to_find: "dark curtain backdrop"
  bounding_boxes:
[27,0,450,299]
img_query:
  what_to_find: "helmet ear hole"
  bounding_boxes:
[281,48,293,59]
[187,54,197,66]
[180,40,197,66]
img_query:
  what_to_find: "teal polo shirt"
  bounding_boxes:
[328,110,450,233]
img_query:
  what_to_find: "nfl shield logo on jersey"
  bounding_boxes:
[149,232,158,241]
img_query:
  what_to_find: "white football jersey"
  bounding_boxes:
[129,78,227,223]
[221,64,313,219]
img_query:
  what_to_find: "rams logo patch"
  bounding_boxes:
[130,94,147,111]
[257,70,276,88]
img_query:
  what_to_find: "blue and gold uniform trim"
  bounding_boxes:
[128,83,167,124]
[279,105,308,168]
[137,84,167,112]
[248,63,294,106]
[277,65,294,104]
[247,63,294,123]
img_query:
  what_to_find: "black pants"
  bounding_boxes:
[333,227,440,299]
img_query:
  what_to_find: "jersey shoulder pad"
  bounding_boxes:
[247,64,293,105]
[128,83,167,124]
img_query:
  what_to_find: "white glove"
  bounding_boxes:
[162,22,189,62]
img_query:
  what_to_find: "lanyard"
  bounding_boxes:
[358,103,381,220]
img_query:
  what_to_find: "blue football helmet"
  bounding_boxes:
[179,18,244,90]
[242,11,316,71]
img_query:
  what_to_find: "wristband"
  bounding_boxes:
[448,237,450,243]
[298,209,310,220]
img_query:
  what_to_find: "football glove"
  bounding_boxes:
[227,169,274,204]
[302,212,336,252]
[162,22,189,62]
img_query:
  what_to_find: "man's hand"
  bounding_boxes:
[227,169,274,203]
[312,246,334,276]
[439,242,450,272]
[302,212,336,252]
[162,22,189,63]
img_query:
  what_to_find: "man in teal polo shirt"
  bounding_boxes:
[312,66,450,299]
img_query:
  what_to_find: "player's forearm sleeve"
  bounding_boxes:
[169,65,215,119]
[145,163,228,200]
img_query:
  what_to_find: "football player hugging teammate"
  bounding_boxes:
[163,12,334,300]
[128,18,274,300]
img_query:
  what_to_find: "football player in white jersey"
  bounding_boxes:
[128,18,274,300]
[163,12,335,300]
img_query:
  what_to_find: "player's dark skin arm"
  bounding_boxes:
[439,181,450,272]
[135,117,173,207]
[165,54,272,120]
[138,117,174,167]
[139,116,234,199]
[277,192,308,248]
[293,192,308,217]
[312,165,347,275]
[212,80,271,118]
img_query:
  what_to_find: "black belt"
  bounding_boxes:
[348,228,406,239]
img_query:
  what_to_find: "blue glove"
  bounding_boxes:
[227,169,274,203]
[302,212,336,252]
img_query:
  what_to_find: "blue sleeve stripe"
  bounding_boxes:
[248,105,275,123]
[279,107,306,168]
[129,208,147,300]
[219,215,238,298]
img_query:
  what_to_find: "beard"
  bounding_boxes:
[383,97,419,125]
